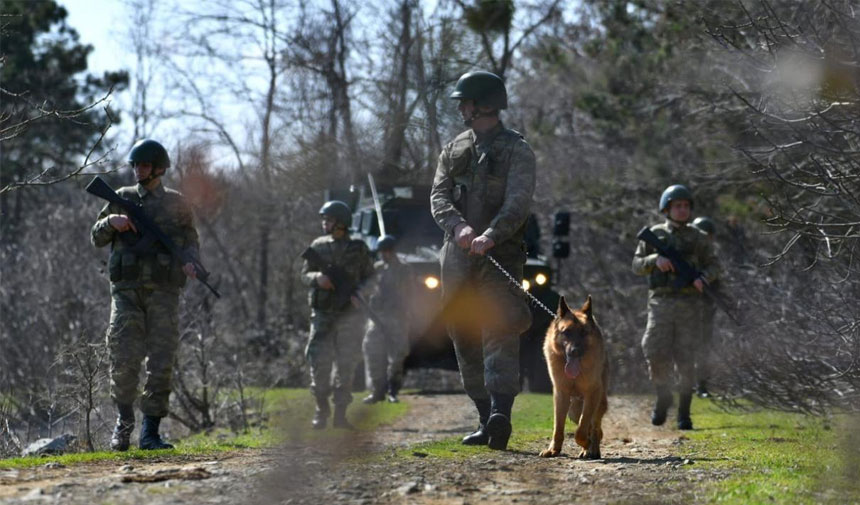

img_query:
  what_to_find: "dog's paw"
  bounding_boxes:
[539,447,560,458]
[577,448,588,459]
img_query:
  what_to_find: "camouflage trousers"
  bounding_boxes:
[441,241,532,400]
[695,300,717,382]
[641,294,703,391]
[362,318,409,394]
[306,308,366,406]
[106,287,180,417]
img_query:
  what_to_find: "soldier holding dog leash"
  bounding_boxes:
[430,70,536,451]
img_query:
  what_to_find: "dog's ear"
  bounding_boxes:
[581,295,593,320]
[557,296,571,318]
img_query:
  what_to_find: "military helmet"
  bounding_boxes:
[659,184,694,212]
[128,139,170,170]
[319,200,352,227]
[450,70,508,110]
[692,216,716,236]
[377,235,397,251]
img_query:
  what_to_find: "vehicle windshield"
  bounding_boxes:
[383,201,443,251]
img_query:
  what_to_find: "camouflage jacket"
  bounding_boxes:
[368,257,412,314]
[430,122,536,257]
[301,235,374,312]
[632,220,719,296]
[91,181,199,291]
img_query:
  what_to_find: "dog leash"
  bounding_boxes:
[486,254,558,320]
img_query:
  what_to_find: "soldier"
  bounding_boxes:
[430,70,536,450]
[91,139,200,451]
[632,184,719,430]
[691,216,717,398]
[361,235,411,404]
[301,201,374,429]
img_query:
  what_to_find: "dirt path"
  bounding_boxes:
[0,394,727,504]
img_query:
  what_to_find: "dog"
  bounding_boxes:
[539,295,609,459]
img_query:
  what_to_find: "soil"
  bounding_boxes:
[0,394,729,504]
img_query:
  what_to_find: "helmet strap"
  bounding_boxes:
[136,166,165,186]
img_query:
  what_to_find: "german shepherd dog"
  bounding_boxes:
[539,296,609,459]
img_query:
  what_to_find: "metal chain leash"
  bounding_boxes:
[485,254,558,320]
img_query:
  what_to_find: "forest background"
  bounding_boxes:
[1,0,859,452]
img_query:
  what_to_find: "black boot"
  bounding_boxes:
[677,391,694,430]
[651,385,673,426]
[695,380,710,399]
[387,379,401,403]
[362,388,385,404]
[332,403,354,429]
[139,415,174,450]
[486,393,515,451]
[462,398,491,446]
[110,404,134,452]
[312,397,330,430]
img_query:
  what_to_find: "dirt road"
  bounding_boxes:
[0,394,726,504]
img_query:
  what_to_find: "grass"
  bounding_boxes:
[0,388,408,470]
[681,398,860,505]
[396,393,860,505]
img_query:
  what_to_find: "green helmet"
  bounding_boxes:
[128,139,170,170]
[692,216,716,236]
[659,184,694,212]
[319,200,352,227]
[450,70,507,110]
[377,235,397,251]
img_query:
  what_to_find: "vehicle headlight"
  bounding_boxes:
[424,275,440,290]
[522,279,531,291]
[535,273,548,286]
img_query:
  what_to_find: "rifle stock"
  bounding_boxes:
[86,176,221,298]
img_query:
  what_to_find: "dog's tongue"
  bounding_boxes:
[564,358,582,379]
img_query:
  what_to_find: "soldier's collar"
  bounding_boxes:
[136,180,165,199]
[665,218,689,230]
[472,121,504,146]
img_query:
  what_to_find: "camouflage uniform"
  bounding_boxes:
[632,221,718,392]
[430,122,535,401]
[362,257,411,398]
[91,181,199,418]
[301,235,374,408]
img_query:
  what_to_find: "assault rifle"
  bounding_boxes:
[86,176,221,298]
[301,246,391,335]
[636,227,740,325]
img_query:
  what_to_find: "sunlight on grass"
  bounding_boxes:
[681,398,859,505]
[0,388,408,470]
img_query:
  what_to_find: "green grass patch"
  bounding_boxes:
[682,398,859,505]
[0,388,408,470]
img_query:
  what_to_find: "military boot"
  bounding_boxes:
[677,391,694,430]
[312,397,330,430]
[462,398,491,446]
[387,379,402,403]
[486,393,515,451]
[651,385,674,426]
[695,380,710,399]
[109,404,134,452]
[139,415,174,450]
[362,387,385,404]
[332,404,354,430]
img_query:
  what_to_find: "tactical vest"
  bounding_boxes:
[308,237,370,311]
[646,224,703,295]
[107,187,190,289]
[447,127,527,248]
